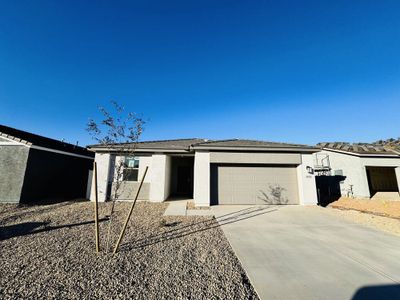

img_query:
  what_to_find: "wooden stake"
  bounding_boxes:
[93,161,100,253]
[113,166,148,254]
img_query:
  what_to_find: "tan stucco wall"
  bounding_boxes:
[210,152,301,164]
[90,153,111,202]
[149,154,171,202]
[297,154,318,205]
[194,151,210,207]
[110,181,150,200]
[320,150,400,198]
[91,154,152,202]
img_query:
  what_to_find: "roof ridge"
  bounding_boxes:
[192,138,314,148]
[234,138,307,146]
[137,138,206,144]
[192,138,236,146]
[91,138,207,147]
[87,138,211,149]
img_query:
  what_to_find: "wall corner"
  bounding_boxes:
[90,153,111,202]
[297,153,318,205]
[194,151,210,207]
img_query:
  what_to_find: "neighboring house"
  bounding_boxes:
[88,138,319,206]
[315,143,400,200]
[0,125,94,204]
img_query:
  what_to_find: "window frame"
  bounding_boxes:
[123,156,140,181]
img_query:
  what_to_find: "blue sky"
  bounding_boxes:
[1,0,399,146]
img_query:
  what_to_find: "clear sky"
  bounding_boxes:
[1,1,399,146]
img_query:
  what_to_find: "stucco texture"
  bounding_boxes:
[0,145,30,203]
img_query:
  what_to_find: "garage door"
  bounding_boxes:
[210,164,299,205]
[366,167,399,196]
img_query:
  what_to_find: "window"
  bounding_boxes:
[123,157,139,181]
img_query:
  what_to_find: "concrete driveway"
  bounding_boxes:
[211,205,400,300]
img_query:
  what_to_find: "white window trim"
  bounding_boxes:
[123,157,140,181]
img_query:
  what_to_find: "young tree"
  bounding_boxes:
[87,100,146,251]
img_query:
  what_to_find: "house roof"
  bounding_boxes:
[0,124,94,157]
[88,138,208,151]
[192,139,315,150]
[318,142,400,156]
[88,138,318,152]
[134,138,209,149]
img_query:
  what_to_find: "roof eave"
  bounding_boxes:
[322,147,400,158]
[87,147,191,153]
[191,145,319,153]
[0,132,31,145]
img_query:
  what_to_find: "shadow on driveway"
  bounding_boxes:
[352,284,400,300]
[123,206,278,251]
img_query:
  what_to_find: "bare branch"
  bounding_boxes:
[87,100,146,200]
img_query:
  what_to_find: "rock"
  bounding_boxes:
[0,201,258,299]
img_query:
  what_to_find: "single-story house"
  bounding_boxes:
[88,138,319,206]
[315,143,400,200]
[0,125,94,204]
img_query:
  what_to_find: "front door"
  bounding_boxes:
[177,166,193,196]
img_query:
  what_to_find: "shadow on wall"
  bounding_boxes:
[19,149,93,204]
[258,184,289,205]
[315,175,346,207]
[352,284,400,300]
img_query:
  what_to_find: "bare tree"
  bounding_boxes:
[87,100,146,251]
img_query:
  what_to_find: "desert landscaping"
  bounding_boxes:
[326,197,400,236]
[0,201,258,299]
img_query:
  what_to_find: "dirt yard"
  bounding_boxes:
[327,197,400,236]
[329,197,400,218]
[0,201,258,299]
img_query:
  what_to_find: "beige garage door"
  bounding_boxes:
[210,164,299,205]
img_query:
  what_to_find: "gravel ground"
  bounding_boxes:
[0,201,258,300]
[323,207,400,236]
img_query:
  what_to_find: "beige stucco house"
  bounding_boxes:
[315,143,400,199]
[88,138,320,206]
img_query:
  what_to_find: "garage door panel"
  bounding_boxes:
[212,164,299,205]
[233,171,256,204]
[254,167,299,205]
[217,166,233,204]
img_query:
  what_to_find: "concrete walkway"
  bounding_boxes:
[163,200,187,216]
[163,200,213,216]
[211,205,400,300]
